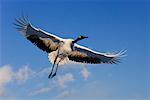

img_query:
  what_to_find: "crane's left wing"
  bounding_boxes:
[14,17,64,53]
[68,44,126,64]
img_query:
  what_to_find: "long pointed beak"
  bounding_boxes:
[84,36,88,38]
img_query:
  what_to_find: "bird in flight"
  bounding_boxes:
[14,17,126,79]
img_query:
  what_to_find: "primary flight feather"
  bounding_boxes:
[14,17,126,79]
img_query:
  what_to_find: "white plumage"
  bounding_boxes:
[14,17,126,78]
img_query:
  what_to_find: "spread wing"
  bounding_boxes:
[68,44,126,64]
[14,17,63,53]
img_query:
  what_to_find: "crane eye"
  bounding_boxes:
[79,36,83,38]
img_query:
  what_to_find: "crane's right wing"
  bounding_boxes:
[68,44,126,64]
[14,17,63,53]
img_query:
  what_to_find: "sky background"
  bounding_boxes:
[0,0,150,100]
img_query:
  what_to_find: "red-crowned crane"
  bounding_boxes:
[14,17,126,79]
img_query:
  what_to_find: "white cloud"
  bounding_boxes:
[28,73,74,96]
[63,63,91,80]
[54,90,71,100]
[34,67,50,77]
[29,87,51,96]
[15,65,34,84]
[0,65,13,87]
[0,64,36,97]
[28,72,75,96]
[57,73,74,88]
[0,65,13,97]
[0,63,91,98]
[80,67,91,80]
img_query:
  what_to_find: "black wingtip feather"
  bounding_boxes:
[14,16,30,33]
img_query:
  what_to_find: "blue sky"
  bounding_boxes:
[0,0,150,100]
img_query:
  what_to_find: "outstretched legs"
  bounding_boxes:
[50,59,63,79]
[48,54,58,78]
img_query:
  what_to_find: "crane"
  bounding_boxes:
[14,17,126,79]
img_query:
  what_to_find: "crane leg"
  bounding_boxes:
[48,55,58,78]
[51,59,63,79]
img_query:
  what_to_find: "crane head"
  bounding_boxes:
[73,35,88,43]
[78,35,88,39]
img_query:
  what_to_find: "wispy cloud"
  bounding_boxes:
[57,73,74,88]
[54,90,71,100]
[15,65,35,84]
[26,64,90,96]
[53,81,112,99]
[80,67,91,80]
[28,72,75,96]
[34,67,50,77]
[29,87,51,96]
[63,63,91,80]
